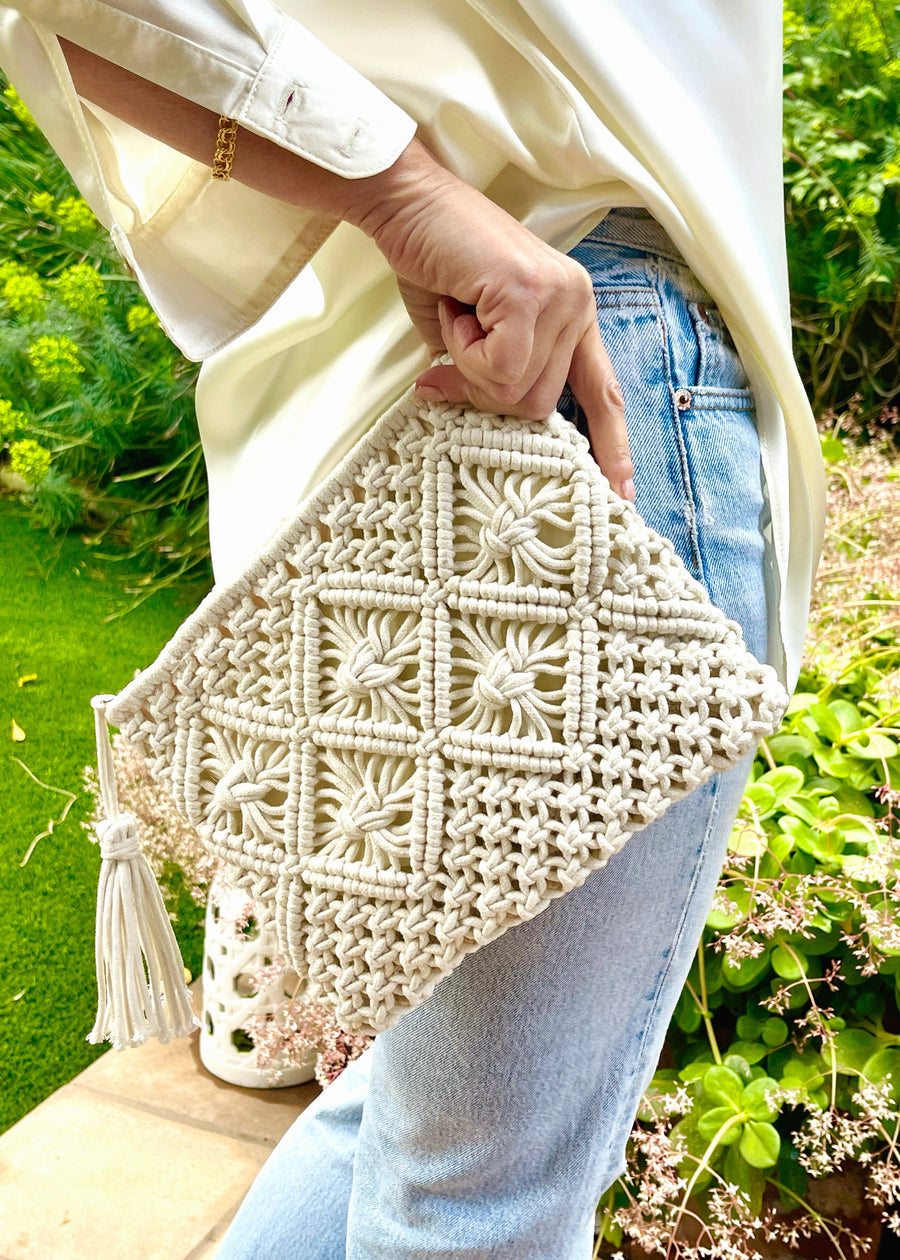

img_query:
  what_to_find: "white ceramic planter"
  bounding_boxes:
[199,872,317,1088]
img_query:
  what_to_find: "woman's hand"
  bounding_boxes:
[345,140,635,502]
[56,41,633,498]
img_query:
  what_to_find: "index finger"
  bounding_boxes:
[567,321,635,502]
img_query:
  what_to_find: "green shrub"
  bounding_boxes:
[0,78,211,605]
[596,663,900,1255]
[784,0,900,420]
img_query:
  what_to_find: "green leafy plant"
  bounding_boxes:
[784,0,900,419]
[0,79,211,605]
[594,667,900,1257]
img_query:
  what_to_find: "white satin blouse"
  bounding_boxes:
[0,0,826,693]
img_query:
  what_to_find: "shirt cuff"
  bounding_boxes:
[12,0,418,179]
[241,16,418,178]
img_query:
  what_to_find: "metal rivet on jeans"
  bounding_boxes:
[674,388,692,410]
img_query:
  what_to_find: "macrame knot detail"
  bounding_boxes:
[481,501,538,558]
[473,648,537,710]
[212,762,274,811]
[96,814,142,862]
[339,789,403,843]
[337,637,405,697]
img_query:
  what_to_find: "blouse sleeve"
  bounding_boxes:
[0,0,418,359]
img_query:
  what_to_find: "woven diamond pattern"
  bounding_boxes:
[105,385,789,1035]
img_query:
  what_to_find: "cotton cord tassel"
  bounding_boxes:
[87,695,199,1050]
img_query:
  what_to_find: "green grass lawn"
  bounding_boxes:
[0,498,211,1134]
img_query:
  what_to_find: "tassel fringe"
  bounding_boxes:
[88,696,199,1050]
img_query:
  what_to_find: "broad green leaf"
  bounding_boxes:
[845,732,898,760]
[779,816,820,854]
[739,1120,781,1168]
[673,988,703,1034]
[802,927,843,955]
[785,692,819,715]
[855,991,886,1020]
[678,1057,715,1084]
[780,1053,826,1087]
[814,746,859,777]
[722,950,772,990]
[766,733,815,761]
[761,832,793,867]
[828,700,864,736]
[815,888,854,921]
[771,945,808,980]
[701,1064,744,1107]
[809,701,843,742]
[832,1029,880,1074]
[744,782,777,816]
[755,766,805,805]
[780,795,820,825]
[724,1143,765,1216]
[707,904,741,930]
[707,887,749,931]
[670,1114,709,1160]
[769,967,811,1007]
[724,1039,769,1066]
[820,435,846,462]
[839,820,879,845]
[824,783,875,817]
[723,1053,752,1082]
[797,825,846,861]
[861,1049,900,1099]
[697,1105,743,1143]
[727,824,767,858]
[762,1017,789,1047]
[740,1077,780,1122]
[736,1015,763,1041]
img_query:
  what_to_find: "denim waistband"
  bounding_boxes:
[585,207,689,267]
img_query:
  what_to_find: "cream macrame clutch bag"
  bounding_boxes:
[88,381,790,1050]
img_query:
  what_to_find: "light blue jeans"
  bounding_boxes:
[216,208,770,1260]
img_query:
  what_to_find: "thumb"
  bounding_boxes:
[414,362,473,404]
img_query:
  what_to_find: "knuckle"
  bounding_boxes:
[573,263,595,304]
[490,380,527,409]
[560,257,593,303]
[485,354,525,388]
[616,453,636,480]
[510,262,545,302]
[604,376,626,411]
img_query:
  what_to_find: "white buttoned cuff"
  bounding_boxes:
[9,0,418,177]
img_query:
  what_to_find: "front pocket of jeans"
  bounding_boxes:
[675,395,768,654]
[583,294,715,583]
[686,303,752,392]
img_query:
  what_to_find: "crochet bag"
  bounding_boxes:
[88,380,790,1050]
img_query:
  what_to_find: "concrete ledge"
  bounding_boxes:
[0,983,321,1260]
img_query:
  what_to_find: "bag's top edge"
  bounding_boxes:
[104,384,595,727]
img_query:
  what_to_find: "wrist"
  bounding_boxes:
[341,137,456,237]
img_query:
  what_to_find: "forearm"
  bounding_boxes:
[56,36,633,496]
[57,36,446,232]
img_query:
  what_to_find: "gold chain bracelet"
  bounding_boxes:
[212,115,239,181]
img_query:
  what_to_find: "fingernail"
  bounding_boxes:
[416,385,446,402]
[622,478,635,502]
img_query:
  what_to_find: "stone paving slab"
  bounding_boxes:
[0,982,321,1260]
